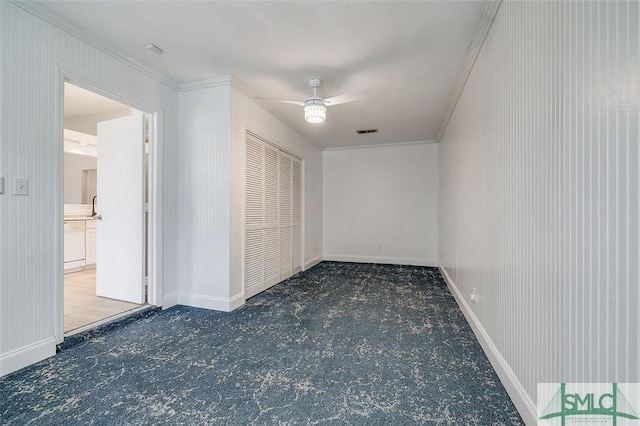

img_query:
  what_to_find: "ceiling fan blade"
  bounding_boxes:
[324,90,371,107]
[254,97,305,106]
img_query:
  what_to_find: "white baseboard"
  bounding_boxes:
[324,254,438,267]
[304,255,323,270]
[162,292,179,309]
[438,265,537,425]
[178,292,244,312]
[0,337,56,377]
[228,293,245,311]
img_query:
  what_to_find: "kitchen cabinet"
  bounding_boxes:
[64,220,86,271]
[63,218,97,272]
[85,220,97,266]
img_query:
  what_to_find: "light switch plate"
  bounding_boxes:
[14,178,28,196]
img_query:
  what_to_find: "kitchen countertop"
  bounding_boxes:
[64,216,96,221]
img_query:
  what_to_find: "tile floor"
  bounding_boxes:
[64,268,141,333]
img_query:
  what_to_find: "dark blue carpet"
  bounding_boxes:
[0,262,523,425]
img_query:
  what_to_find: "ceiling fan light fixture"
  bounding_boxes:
[304,99,326,123]
[256,78,368,125]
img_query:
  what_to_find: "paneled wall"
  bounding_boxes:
[438,1,639,423]
[0,2,179,376]
[173,83,232,309]
[324,143,439,266]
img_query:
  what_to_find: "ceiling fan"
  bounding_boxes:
[255,78,370,124]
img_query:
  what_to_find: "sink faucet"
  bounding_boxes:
[92,195,98,217]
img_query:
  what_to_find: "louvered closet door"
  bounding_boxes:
[292,159,302,274]
[245,135,264,299]
[263,143,280,289]
[244,132,303,298]
[279,152,293,281]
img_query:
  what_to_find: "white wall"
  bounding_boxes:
[438,1,639,424]
[173,82,232,310]
[63,152,97,204]
[0,2,179,376]
[324,143,438,266]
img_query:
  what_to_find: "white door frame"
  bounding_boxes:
[55,67,164,344]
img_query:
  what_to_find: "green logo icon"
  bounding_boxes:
[539,383,639,425]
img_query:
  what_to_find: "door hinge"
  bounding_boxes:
[144,276,149,287]
[144,202,149,212]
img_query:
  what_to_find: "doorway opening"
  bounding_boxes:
[62,82,151,334]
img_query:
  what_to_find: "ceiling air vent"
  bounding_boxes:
[356,128,378,134]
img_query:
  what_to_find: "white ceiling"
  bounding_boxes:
[38,1,488,149]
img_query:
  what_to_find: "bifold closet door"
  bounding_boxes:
[245,131,302,298]
[263,143,280,289]
[279,152,293,281]
[292,159,302,274]
[244,135,264,299]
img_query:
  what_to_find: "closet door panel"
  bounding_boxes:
[279,153,292,226]
[264,144,279,226]
[279,153,293,279]
[292,160,301,226]
[279,226,292,281]
[292,159,302,273]
[264,227,280,288]
[245,229,264,298]
[292,225,302,274]
[263,144,280,287]
[245,135,264,297]
[245,136,263,230]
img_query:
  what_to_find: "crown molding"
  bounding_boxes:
[9,0,180,91]
[323,139,437,152]
[179,76,234,92]
[435,0,502,142]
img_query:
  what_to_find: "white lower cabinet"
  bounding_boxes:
[64,220,86,271]
[85,220,97,266]
[63,218,96,272]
